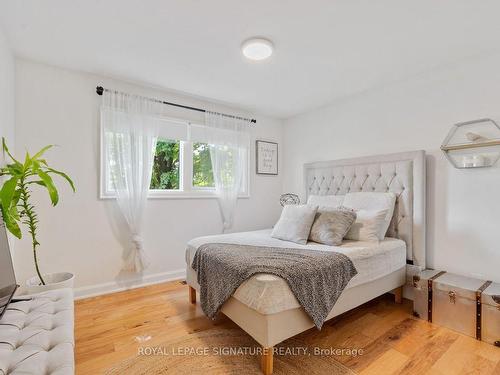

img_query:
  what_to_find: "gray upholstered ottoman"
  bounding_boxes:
[0,288,74,375]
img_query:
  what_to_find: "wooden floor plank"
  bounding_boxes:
[392,318,440,357]
[476,342,500,364]
[493,360,500,375]
[430,335,480,375]
[458,354,497,375]
[340,317,420,371]
[397,329,459,375]
[359,348,409,375]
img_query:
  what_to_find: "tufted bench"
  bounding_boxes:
[0,289,74,375]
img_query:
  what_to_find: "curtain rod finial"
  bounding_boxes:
[96,86,104,95]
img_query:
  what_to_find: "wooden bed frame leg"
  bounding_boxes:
[261,346,273,375]
[189,286,196,304]
[394,286,403,304]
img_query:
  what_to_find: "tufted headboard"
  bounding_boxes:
[304,150,426,268]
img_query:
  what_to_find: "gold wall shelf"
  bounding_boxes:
[441,119,500,169]
[441,139,500,152]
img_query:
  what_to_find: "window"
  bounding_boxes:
[101,117,249,198]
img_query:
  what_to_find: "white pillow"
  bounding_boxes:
[271,205,318,245]
[344,209,388,242]
[343,192,396,239]
[307,195,344,209]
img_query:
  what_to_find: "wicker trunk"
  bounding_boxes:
[481,282,500,347]
[432,273,486,338]
[412,269,445,321]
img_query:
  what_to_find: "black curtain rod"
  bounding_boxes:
[96,86,256,124]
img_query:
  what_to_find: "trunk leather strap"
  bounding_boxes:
[427,271,446,323]
[476,280,492,341]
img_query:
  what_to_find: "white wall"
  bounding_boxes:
[14,59,283,297]
[0,27,14,154]
[0,27,15,260]
[283,53,500,283]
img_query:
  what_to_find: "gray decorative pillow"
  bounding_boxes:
[309,208,357,246]
[271,205,318,245]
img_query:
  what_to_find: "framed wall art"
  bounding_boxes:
[256,140,278,175]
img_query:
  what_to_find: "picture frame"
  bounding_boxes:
[256,140,278,175]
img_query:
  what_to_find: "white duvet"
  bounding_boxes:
[186,229,406,315]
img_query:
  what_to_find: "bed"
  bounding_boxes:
[185,150,426,375]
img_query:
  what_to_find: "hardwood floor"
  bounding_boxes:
[75,280,500,374]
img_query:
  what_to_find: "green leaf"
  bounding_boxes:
[9,204,20,221]
[32,145,54,160]
[46,168,76,192]
[5,218,21,239]
[23,152,32,170]
[11,189,21,207]
[27,180,47,187]
[0,176,19,211]
[31,159,41,172]
[2,162,23,177]
[37,170,59,205]
[1,206,21,239]
[2,138,20,164]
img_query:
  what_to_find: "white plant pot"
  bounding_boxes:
[25,272,74,294]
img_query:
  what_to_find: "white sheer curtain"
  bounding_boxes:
[204,111,251,231]
[101,91,164,272]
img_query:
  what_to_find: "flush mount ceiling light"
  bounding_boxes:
[241,38,274,61]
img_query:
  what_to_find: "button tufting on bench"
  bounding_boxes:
[0,288,74,375]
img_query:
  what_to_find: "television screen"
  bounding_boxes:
[0,219,17,320]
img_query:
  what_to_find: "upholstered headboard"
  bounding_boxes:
[304,150,426,269]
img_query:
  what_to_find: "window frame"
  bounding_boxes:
[100,115,250,199]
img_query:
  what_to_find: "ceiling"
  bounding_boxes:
[1,0,500,118]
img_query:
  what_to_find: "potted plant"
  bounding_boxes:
[0,138,75,293]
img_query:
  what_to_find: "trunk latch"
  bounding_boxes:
[448,291,456,304]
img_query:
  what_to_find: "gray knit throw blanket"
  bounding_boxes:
[191,243,357,329]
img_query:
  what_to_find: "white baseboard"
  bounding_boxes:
[73,269,186,300]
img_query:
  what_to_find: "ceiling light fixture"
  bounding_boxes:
[241,38,274,61]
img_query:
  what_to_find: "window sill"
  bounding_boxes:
[100,192,250,200]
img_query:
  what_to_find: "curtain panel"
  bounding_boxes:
[101,91,165,272]
[204,111,251,231]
